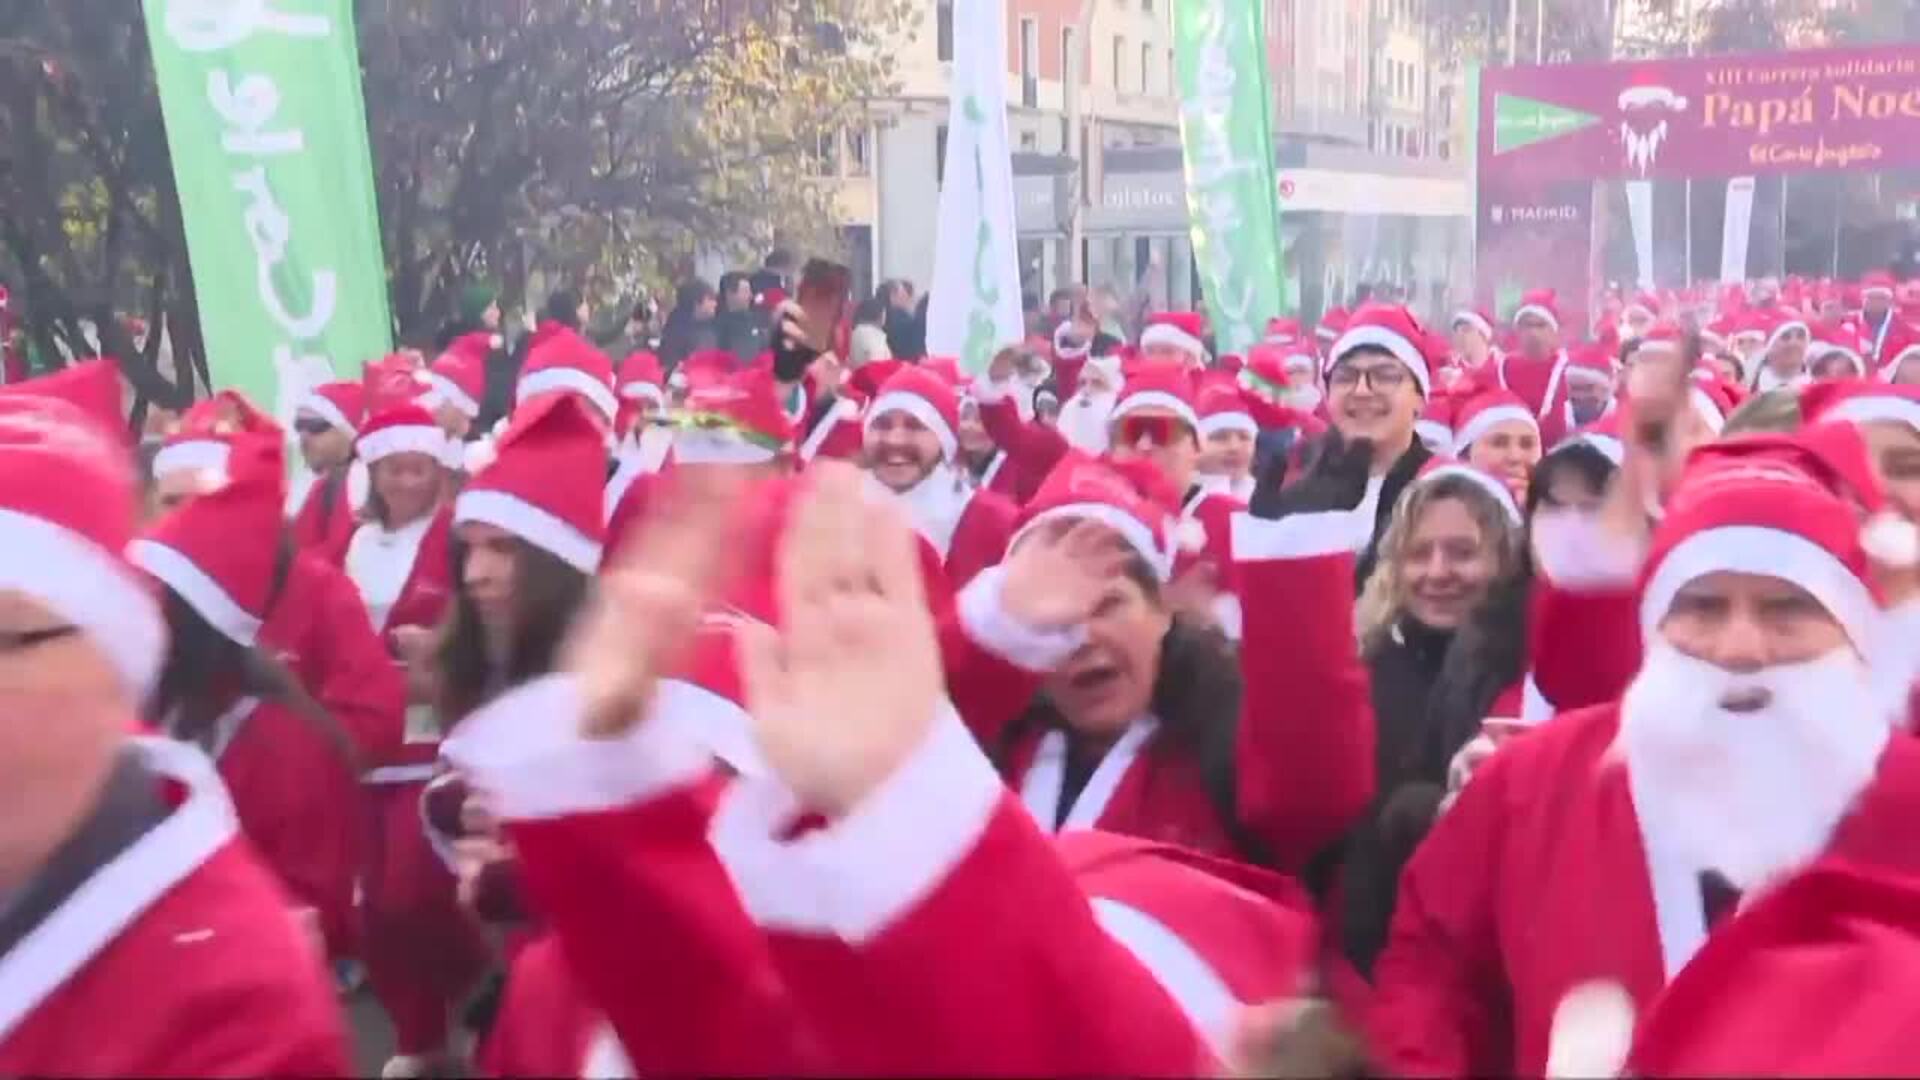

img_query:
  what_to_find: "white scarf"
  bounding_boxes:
[865,463,975,558]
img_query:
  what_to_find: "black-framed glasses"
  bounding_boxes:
[1327,364,1411,391]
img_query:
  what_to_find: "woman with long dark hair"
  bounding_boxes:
[131,434,364,961]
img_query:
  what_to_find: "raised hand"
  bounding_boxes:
[998,518,1133,630]
[738,463,945,816]
[1253,429,1374,520]
[563,467,748,738]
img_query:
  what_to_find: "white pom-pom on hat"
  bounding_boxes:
[1862,510,1920,568]
[1545,980,1636,1079]
[1175,517,1209,554]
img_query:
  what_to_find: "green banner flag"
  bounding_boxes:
[142,0,391,420]
[1172,0,1288,355]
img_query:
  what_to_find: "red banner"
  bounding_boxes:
[1479,44,1920,183]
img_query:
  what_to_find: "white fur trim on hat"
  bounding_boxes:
[1009,503,1171,581]
[1418,463,1522,525]
[423,374,479,418]
[1414,419,1454,452]
[1562,364,1614,387]
[1515,303,1561,330]
[1329,324,1432,397]
[128,539,261,646]
[865,390,958,461]
[1641,524,1878,651]
[1812,346,1865,376]
[298,393,358,435]
[1766,319,1810,349]
[0,508,165,695]
[151,439,230,482]
[1863,284,1897,300]
[1139,323,1206,360]
[1452,404,1538,456]
[359,423,449,465]
[1565,431,1625,467]
[517,367,619,421]
[1052,322,1091,360]
[1110,389,1202,433]
[1452,310,1493,340]
[620,382,666,408]
[672,428,781,466]
[455,488,602,573]
[1197,411,1257,439]
[1688,386,1727,435]
[1826,394,1920,435]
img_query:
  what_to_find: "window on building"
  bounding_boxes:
[847,126,870,176]
[1020,129,1038,150]
[1112,35,1125,92]
[814,130,841,176]
[936,1,953,62]
[936,123,949,180]
[1140,43,1151,94]
[1020,17,1039,107]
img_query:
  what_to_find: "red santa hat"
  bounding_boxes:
[0,359,127,444]
[617,351,666,408]
[1449,307,1495,342]
[1513,288,1561,331]
[1238,344,1303,402]
[151,390,277,483]
[357,402,448,465]
[1882,340,1920,381]
[1688,376,1738,436]
[674,367,796,466]
[1762,308,1812,350]
[1138,311,1208,364]
[1562,341,1618,389]
[1263,316,1303,345]
[0,394,164,693]
[1414,392,1457,452]
[517,327,618,421]
[1110,364,1201,432]
[1557,411,1626,467]
[298,379,367,436]
[1326,304,1434,398]
[1315,305,1350,343]
[1195,379,1257,440]
[1639,433,1889,650]
[363,351,429,414]
[1621,290,1662,323]
[668,348,737,394]
[455,394,606,573]
[1450,386,1539,457]
[1628,861,1920,1077]
[1412,457,1522,525]
[1809,321,1869,376]
[423,338,489,419]
[1010,454,1181,580]
[1800,378,1920,438]
[863,365,961,461]
[1861,269,1898,301]
[920,356,966,386]
[130,433,284,646]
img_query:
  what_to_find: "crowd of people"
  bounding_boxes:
[4,257,1920,1078]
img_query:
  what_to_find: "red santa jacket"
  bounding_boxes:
[1866,309,1918,368]
[182,697,363,959]
[1522,513,1652,719]
[258,549,409,766]
[344,509,456,777]
[480,932,630,1079]
[945,507,1375,872]
[446,678,1318,1077]
[1493,349,1571,417]
[289,466,359,565]
[976,386,1065,503]
[1367,704,1920,1077]
[0,738,350,1076]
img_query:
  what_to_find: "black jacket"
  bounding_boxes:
[713,308,769,361]
[1355,438,1434,590]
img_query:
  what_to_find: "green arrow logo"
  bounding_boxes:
[1494,92,1600,154]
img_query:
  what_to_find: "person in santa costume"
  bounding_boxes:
[147,389,280,516]
[1881,339,1920,385]
[858,364,1016,588]
[420,332,492,471]
[1806,320,1871,382]
[1495,289,1572,416]
[443,464,1324,1076]
[1194,378,1259,503]
[1750,311,1813,393]
[1318,304,1441,585]
[1537,340,1617,449]
[603,351,672,520]
[1622,859,1920,1077]
[1859,270,1917,369]
[514,325,619,448]
[287,380,370,552]
[1368,428,1920,1076]
[0,393,349,1075]
[1450,384,1542,506]
[133,432,366,962]
[1341,459,1528,975]
[1447,307,1497,376]
[1139,310,1210,369]
[1619,289,1661,341]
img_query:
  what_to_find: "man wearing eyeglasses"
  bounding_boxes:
[1319,304,1440,585]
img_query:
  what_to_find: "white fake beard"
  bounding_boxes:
[1056,390,1117,454]
[861,462,970,556]
[1283,385,1323,413]
[1619,641,1892,892]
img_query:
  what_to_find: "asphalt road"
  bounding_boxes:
[347,984,396,1077]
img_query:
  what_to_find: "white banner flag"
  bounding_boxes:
[925,0,1023,374]
[1720,176,1756,284]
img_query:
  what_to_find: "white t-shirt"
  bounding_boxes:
[345,514,434,632]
